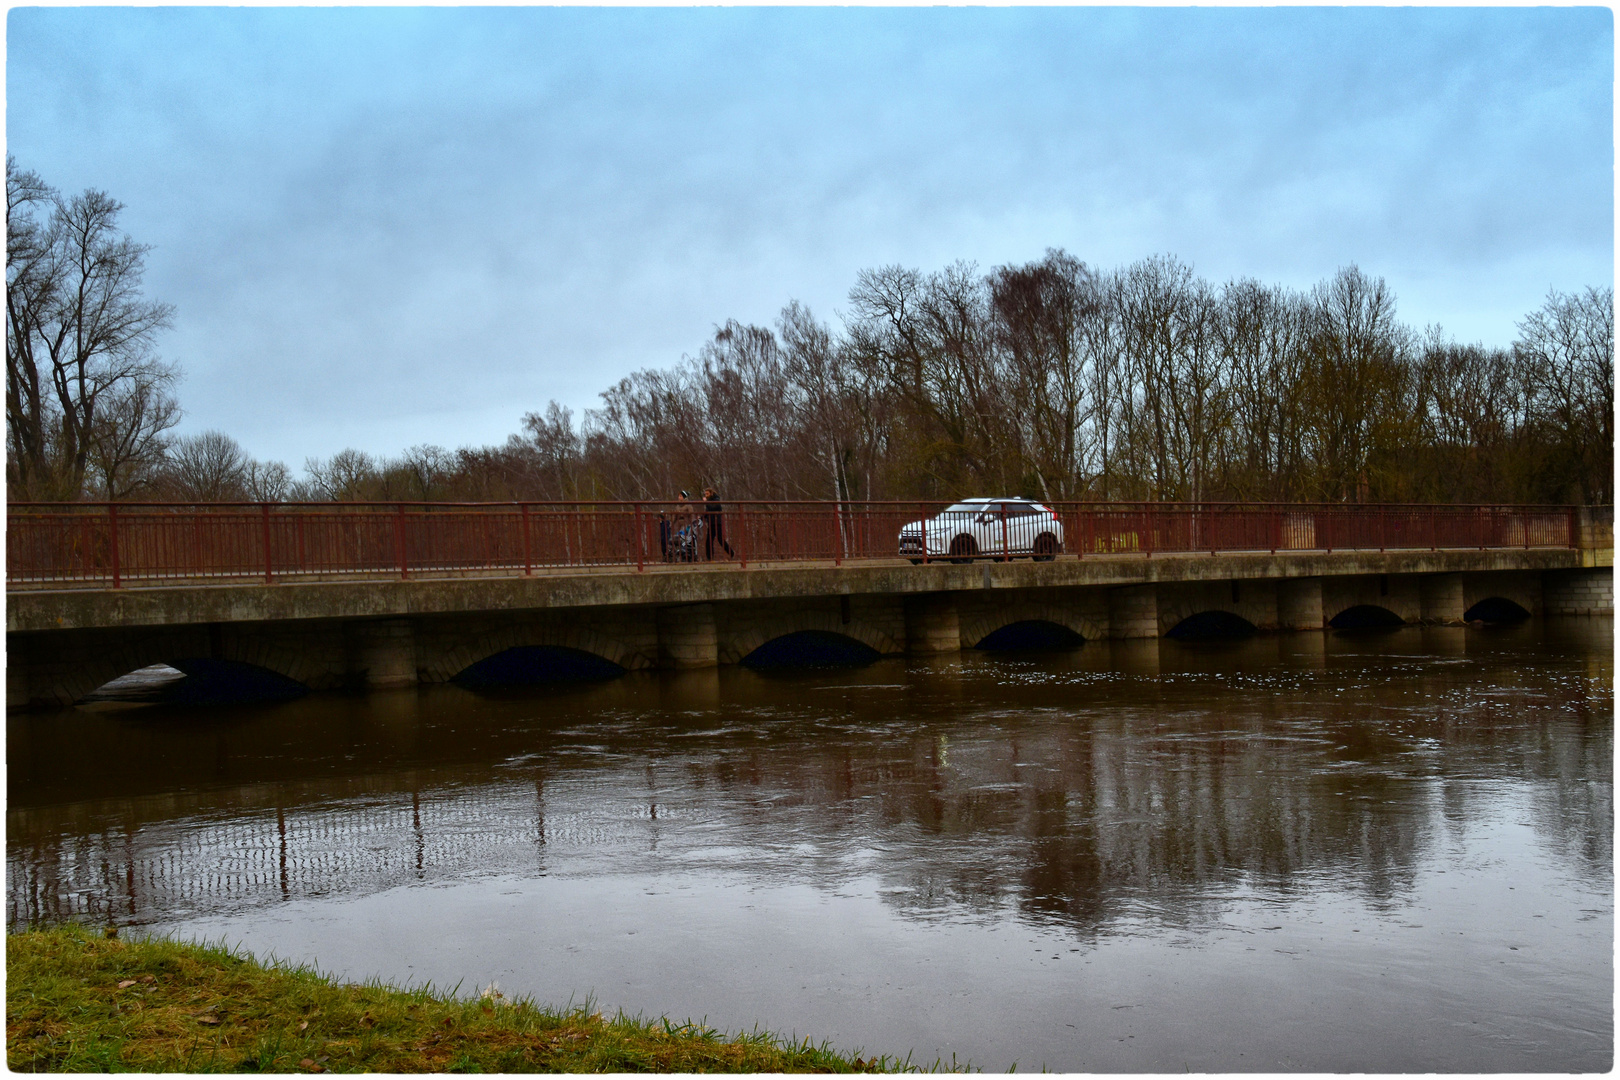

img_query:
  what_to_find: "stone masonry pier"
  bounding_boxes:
[8,547,1610,710]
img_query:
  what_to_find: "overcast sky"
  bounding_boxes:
[7,7,1613,469]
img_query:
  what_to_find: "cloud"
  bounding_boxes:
[8,7,1610,464]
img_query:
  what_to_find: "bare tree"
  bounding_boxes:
[5,159,175,499]
[373,444,456,500]
[989,249,1096,500]
[1514,286,1614,503]
[518,403,581,499]
[243,458,294,502]
[1115,255,1198,499]
[87,364,182,499]
[301,448,378,501]
[780,300,860,501]
[848,261,1013,495]
[164,430,248,500]
[6,158,61,497]
[1299,266,1415,501]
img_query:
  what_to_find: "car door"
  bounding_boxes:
[967,503,996,555]
[1004,502,1036,553]
[980,502,1022,556]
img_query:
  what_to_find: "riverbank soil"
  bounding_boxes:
[5,926,909,1073]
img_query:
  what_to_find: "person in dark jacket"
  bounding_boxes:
[702,487,734,559]
[658,495,676,561]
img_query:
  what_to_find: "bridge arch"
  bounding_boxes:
[1463,597,1532,624]
[957,600,1100,653]
[1165,610,1258,641]
[422,624,652,685]
[741,630,883,669]
[721,604,901,666]
[452,645,626,687]
[1153,581,1278,638]
[1328,604,1405,630]
[973,620,1085,651]
[30,625,320,709]
[82,658,309,707]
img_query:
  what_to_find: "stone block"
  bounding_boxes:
[1277,578,1323,630]
[657,603,718,668]
[1108,584,1158,639]
[345,618,418,689]
[905,593,961,654]
[1420,573,1465,624]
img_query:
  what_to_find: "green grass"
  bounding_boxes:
[8,925,957,1073]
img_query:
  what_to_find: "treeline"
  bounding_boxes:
[569,254,1613,506]
[160,255,1613,508]
[7,159,1612,506]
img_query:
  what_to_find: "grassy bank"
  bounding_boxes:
[7,926,939,1073]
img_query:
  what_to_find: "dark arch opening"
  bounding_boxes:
[1463,597,1532,624]
[742,630,882,670]
[1329,605,1405,630]
[79,659,309,708]
[1166,610,1258,641]
[454,646,625,688]
[974,620,1085,651]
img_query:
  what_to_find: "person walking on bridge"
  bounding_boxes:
[703,487,735,560]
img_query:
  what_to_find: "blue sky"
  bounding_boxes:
[7,7,1613,468]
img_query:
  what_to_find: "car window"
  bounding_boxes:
[941,502,986,514]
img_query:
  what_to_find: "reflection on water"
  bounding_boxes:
[8,620,1612,1072]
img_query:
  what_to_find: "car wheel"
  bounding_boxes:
[909,558,924,565]
[949,535,978,564]
[1033,533,1059,562]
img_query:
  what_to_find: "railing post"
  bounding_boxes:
[108,504,121,589]
[633,503,643,572]
[737,505,748,569]
[262,503,274,584]
[1001,507,1010,562]
[1379,506,1386,553]
[522,503,533,576]
[396,503,409,580]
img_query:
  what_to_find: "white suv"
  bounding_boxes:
[898,498,1064,563]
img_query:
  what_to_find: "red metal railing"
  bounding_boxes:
[4,501,1587,590]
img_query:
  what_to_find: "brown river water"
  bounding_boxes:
[8,620,1612,1071]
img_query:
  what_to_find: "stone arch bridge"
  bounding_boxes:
[9,545,1610,710]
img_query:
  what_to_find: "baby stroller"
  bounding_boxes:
[668,516,705,563]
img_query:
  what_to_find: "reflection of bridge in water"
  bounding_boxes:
[6,502,1611,709]
[10,644,1609,933]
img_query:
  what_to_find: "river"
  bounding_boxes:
[8,619,1611,1071]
